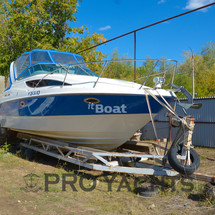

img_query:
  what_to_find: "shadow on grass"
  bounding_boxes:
[188,193,205,201]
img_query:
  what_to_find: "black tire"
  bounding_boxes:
[168,144,200,175]
[119,157,135,167]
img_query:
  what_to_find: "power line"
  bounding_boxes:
[77,2,215,54]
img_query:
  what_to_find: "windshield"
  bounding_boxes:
[14,54,30,77]
[17,63,98,80]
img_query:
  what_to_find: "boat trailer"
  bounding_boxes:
[13,132,214,185]
[1,108,215,185]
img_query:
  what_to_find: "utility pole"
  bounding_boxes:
[190,48,195,98]
[134,31,136,82]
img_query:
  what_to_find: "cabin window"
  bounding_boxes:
[26,79,71,88]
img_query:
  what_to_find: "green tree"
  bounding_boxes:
[175,42,215,97]
[201,41,215,69]
[104,49,134,80]
[0,0,106,76]
[136,58,158,86]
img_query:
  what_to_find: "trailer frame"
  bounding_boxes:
[17,133,215,184]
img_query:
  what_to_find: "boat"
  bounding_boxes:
[0,49,176,150]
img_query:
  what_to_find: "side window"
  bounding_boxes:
[75,56,85,65]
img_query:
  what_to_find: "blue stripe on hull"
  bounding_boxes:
[0,94,173,117]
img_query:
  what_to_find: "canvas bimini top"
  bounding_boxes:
[14,49,98,80]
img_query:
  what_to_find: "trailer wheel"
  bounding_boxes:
[168,144,200,175]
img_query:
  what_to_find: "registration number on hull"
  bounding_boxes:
[28,91,40,96]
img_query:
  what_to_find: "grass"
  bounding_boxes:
[0,147,215,215]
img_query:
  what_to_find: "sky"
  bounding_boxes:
[71,0,215,63]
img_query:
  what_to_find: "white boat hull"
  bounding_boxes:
[3,114,154,150]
